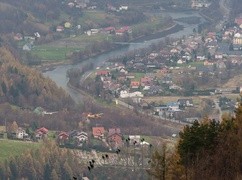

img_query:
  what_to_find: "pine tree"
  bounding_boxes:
[44,163,51,180]
[50,169,59,180]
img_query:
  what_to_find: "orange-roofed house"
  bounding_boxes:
[130,81,140,89]
[92,127,105,139]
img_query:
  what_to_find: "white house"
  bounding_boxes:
[129,135,141,144]
[119,5,128,10]
[16,128,28,139]
[120,90,144,98]
[75,131,88,143]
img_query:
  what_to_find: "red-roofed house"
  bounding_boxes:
[140,77,153,86]
[130,81,140,89]
[115,26,131,35]
[35,127,48,140]
[56,26,64,32]
[107,128,122,148]
[235,17,242,26]
[92,127,105,139]
[103,27,115,34]
[57,131,69,145]
[96,70,110,76]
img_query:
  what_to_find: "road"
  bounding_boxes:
[115,99,190,126]
[213,99,223,121]
[216,0,231,30]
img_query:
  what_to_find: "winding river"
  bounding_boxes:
[43,11,207,102]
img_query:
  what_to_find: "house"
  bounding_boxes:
[177,99,194,108]
[115,26,131,35]
[14,33,23,41]
[129,135,141,145]
[34,32,41,38]
[177,59,184,64]
[58,131,69,145]
[58,131,69,140]
[215,53,223,59]
[35,127,48,140]
[235,17,242,26]
[92,127,105,139]
[120,68,128,74]
[204,60,214,66]
[233,33,242,45]
[196,55,206,61]
[167,102,180,111]
[103,27,115,34]
[16,128,28,139]
[75,131,88,143]
[56,26,64,32]
[23,43,32,51]
[140,77,152,86]
[119,90,143,98]
[107,128,122,148]
[119,5,128,10]
[130,81,140,89]
[96,70,110,76]
[64,22,71,29]
[154,105,168,115]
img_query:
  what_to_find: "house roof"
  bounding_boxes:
[92,127,105,137]
[104,27,115,31]
[58,131,69,137]
[36,127,48,134]
[96,70,109,76]
[131,81,140,86]
[235,17,242,25]
[108,128,121,136]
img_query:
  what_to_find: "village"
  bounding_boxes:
[81,14,242,124]
[0,113,157,169]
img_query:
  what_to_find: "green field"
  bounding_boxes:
[31,46,81,61]
[0,139,40,163]
[31,33,112,61]
[134,72,145,81]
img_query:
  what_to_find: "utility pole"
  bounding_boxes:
[141,138,145,180]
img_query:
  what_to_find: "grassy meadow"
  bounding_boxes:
[0,139,40,163]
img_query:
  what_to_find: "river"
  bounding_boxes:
[43,11,206,102]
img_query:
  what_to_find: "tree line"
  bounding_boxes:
[148,103,242,180]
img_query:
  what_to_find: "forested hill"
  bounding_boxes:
[0,46,73,110]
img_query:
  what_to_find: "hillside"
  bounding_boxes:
[0,46,73,110]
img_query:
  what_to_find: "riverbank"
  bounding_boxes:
[39,22,182,73]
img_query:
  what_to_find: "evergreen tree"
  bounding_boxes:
[9,159,18,179]
[51,169,59,180]
[44,163,51,180]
